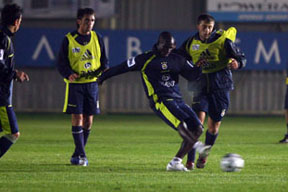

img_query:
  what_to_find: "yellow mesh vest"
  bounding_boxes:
[188,27,237,73]
[65,31,101,83]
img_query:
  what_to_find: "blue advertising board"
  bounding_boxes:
[14,28,288,70]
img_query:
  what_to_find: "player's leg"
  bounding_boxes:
[153,99,209,171]
[82,82,100,147]
[63,82,87,165]
[196,90,229,168]
[279,85,288,143]
[186,95,208,169]
[0,106,20,158]
[83,115,93,146]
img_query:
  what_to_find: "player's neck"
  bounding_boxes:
[77,29,91,36]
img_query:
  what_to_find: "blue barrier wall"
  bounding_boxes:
[14,28,288,70]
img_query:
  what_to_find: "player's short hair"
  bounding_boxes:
[76,8,95,28]
[197,14,215,25]
[1,4,23,27]
[77,8,95,20]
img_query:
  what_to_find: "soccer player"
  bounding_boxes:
[96,31,211,171]
[176,14,246,169]
[57,8,108,166]
[0,4,29,158]
[279,64,288,143]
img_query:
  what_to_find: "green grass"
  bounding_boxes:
[0,114,287,192]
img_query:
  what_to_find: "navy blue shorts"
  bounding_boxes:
[63,82,100,115]
[192,90,230,122]
[284,85,288,109]
[0,105,19,134]
[150,98,201,131]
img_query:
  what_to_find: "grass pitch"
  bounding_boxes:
[0,113,287,192]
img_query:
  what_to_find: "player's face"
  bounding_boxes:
[197,20,214,41]
[77,14,95,35]
[157,41,176,57]
[14,15,22,32]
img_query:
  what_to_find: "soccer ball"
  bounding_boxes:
[220,153,244,172]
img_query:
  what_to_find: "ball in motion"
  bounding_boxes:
[220,153,244,172]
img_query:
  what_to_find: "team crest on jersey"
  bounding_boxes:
[72,47,80,53]
[192,44,200,50]
[81,49,94,61]
[161,62,168,70]
[84,62,92,69]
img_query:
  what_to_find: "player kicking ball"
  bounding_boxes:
[86,32,211,171]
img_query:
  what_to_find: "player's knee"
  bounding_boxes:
[194,124,204,138]
[183,119,204,140]
[72,114,83,126]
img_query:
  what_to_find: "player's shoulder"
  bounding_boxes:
[92,30,104,39]
[170,52,186,61]
[136,50,154,60]
[0,30,10,49]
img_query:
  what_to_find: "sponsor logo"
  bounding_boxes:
[81,49,94,61]
[162,74,170,81]
[72,47,80,53]
[192,44,200,50]
[161,74,175,87]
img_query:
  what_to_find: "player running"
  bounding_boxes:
[91,31,211,171]
[177,14,246,170]
[0,4,29,158]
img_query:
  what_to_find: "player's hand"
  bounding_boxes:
[15,70,29,82]
[68,73,79,82]
[195,58,207,67]
[228,58,239,70]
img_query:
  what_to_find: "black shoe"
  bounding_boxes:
[279,135,288,143]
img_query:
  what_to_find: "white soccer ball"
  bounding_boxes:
[220,153,244,172]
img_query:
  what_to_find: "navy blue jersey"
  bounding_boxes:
[0,27,16,106]
[57,30,108,79]
[176,30,246,92]
[99,46,201,101]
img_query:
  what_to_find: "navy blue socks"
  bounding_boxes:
[72,126,86,158]
[205,130,218,146]
[83,129,91,146]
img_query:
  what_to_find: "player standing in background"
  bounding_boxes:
[95,31,211,172]
[279,63,288,143]
[0,4,29,158]
[57,8,108,166]
[177,14,246,169]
